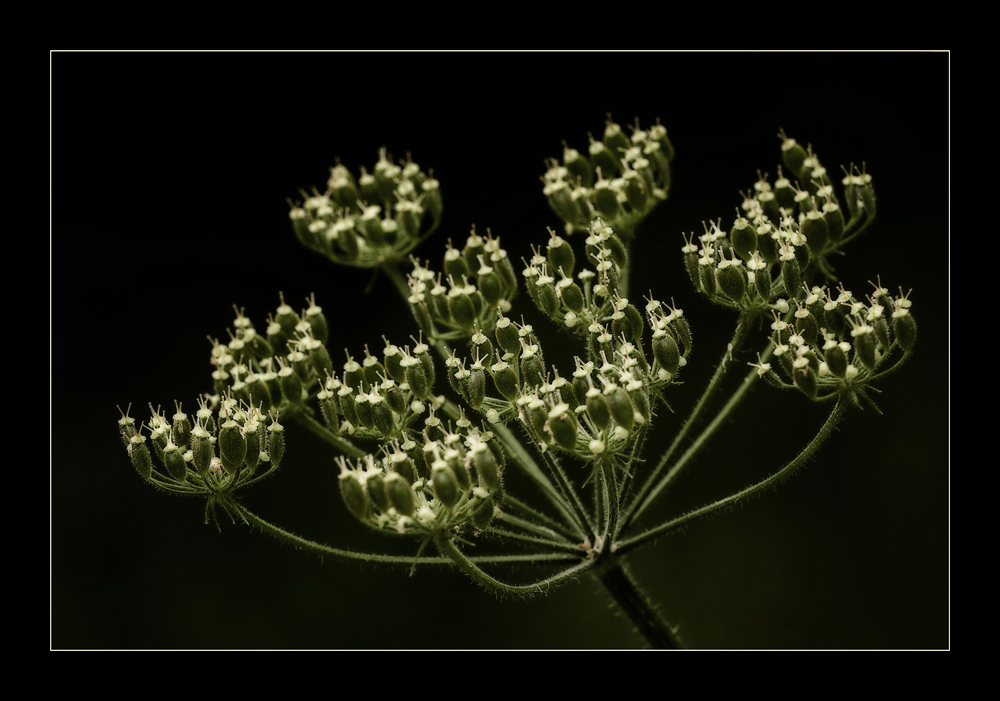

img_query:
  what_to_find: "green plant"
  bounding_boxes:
[117,116,915,649]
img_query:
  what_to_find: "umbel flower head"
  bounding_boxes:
[543,115,674,240]
[288,149,442,268]
[749,282,916,406]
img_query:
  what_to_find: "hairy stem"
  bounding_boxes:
[596,559,682,649]
[620,315,751,533]
[613,397,848,556]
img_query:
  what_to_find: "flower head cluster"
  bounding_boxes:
[684,135,877,313]
[752,281,916,402]
[335,422,505,536]
[118,396,284,496]
[288,149,442,268]
[405,228,518,340]
[543,116,674,238]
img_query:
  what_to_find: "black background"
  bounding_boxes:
[52,51,949,649]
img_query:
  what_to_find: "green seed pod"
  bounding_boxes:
[546,403,578,452]
[190,425,214,478]
[594,181,620,221]
[623,303,644,344]
[652,329,680,377]
[604,383,635,433]
[403,356,430,401]
[491,360,520,402]
[383,380,407,416]
[757,225,779,266]
[468,365,486,410]
[563,145,593,188]
[218,420,247,475]
[447,287,476,331]
[278,367,302,404]
[333,228,360,262]
[431,463,460,508]
[305,298,328,346]
[623,170,647,210]
[774,174,796,211]
[163,442,188,482]
[825,341,849,380]
[853,326,877,371]
[382,341,407,384]
[444,244,471,284]
[384,472,416,517]
[365,469,391,513]
[520,344,545,391]
[353,391,374,431]
[801,209,829,257]
[824,302,847,337]
[699,263,717,297]
[339,468,370,521]
[268,419,285,469]
[477,264,503,308]
[893,309,917,351]
[471,330,494,369]
[603,118,631,158]
[823,201,845,245]
[128,435,152,481]
[356,354,382,392]
[793,365,818,400]
[781,256,801,300]
[586,384,611,432]
[370,394,394,437]
[670,313,692,357]
[495,314,520,355]
[780,134,808,181]
[590,140,621,179]
[795,309,820,347]
[730,217,757,262]
[547,234,575,278]
[471,443,500,493]
[171,406,192,452]
[749,262,771,302]
[628,379,651,425]
[472,490,495,530]
[557,277,585,314]
[860,175,876,218]
[446,449,472,492]
[717,264,746,303]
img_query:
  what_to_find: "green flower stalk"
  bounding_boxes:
[118,121,917,649]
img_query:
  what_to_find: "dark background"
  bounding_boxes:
[52,51,948,649]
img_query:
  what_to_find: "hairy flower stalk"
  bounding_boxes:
[119,119,916,648]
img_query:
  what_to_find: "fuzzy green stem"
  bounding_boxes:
[620,315,751,533]
[596,559,682,649]
[613,398,848,556]
[288,409,368,459]
[434,535,594,596]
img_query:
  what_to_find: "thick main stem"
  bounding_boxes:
[596,559,682,649]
